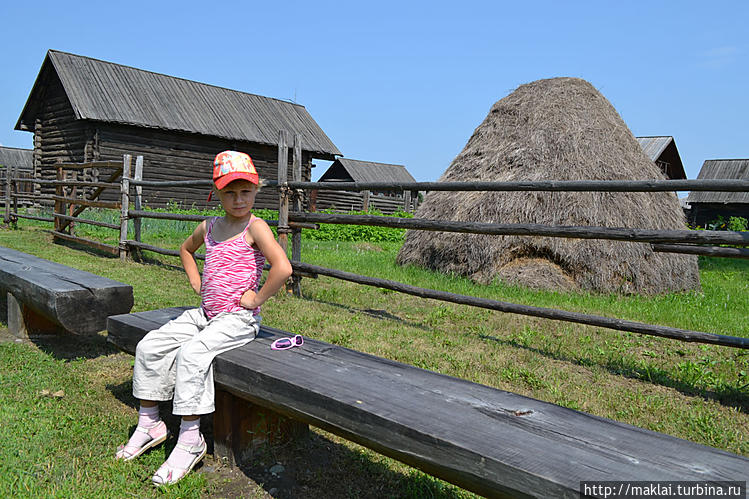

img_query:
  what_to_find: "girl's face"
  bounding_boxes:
[217,180,258,218]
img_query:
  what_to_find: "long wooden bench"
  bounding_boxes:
[107,307,749,498]
[0,246,134,337]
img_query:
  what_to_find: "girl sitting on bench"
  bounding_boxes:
[115,151,292,486]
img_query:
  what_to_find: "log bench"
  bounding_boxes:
[0,246,134,338]
[107,307,749,498]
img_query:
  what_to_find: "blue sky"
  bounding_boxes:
[1,1,746,181]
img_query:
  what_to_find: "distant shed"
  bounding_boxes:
[15,50,341,209]
[0,146,33,171]
[314,158,418,213]
[0,146,34,203]
[686,159,749,226]
[636,136,687,180]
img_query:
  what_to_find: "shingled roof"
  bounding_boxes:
[0,146,33,170]
[319,158,416,183]
[686,159,749,204]
[636,136,686,180]
[16,50,341,159]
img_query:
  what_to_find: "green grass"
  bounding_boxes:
[0,214,748,497]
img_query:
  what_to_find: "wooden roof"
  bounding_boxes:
[16,50,341,159]
[0,146,33,170]
[636,136,687,180]
[319,158,416,184]
[686,159,749,204]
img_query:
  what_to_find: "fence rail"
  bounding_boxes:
[4,144,748,350]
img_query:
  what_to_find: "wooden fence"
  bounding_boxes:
[309,189,418,214]
[4,134,749,349]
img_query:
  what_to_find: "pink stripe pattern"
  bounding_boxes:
[201,216,266,319]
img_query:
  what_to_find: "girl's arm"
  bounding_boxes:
[240,219,292,309]
[180,220,207,294]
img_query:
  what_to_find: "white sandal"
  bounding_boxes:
[152,434,207,486]
[115,420,168,461]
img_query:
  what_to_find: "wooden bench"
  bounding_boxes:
[0,247,134,338]
[107,307,749,498]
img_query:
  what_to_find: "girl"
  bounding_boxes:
[115,151,292,486]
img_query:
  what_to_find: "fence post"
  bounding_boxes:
[362,190,370,211]
[291,134,303,297]
[55,162,63,232]
[4,166,10,224]
[133,156,144,261]
[10,166,18,227]
[119,154,132,261]
[403,190,411,213]
[277,131,289,255]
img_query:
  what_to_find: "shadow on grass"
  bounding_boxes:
[27,331,121,361]
[480,333,749,414]
[107,378,470,498]
[303,296,432,331]
[222,430,471,499]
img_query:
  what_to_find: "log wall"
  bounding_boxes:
[32,74,95,205]
[93,125,310,209]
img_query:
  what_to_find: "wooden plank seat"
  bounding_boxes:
[0,246,134,337]
[107,307,749,498]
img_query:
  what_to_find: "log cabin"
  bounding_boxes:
[15,50,341,209]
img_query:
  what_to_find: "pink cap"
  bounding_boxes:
[213,151,259,189]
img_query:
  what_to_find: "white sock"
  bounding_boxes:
[166,418,202,468]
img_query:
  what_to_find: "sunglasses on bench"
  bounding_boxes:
[271,335,304,351]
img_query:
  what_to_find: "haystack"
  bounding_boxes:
[397,77,700,294]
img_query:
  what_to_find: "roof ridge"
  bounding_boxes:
[0,145,33,151]
[48,49,306,109]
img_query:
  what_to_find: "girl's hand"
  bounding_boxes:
[190,279,201,294]
[240,289,259,309]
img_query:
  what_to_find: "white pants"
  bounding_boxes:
[132,308,260,416]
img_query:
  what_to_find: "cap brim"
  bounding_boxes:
[214,172,259,190]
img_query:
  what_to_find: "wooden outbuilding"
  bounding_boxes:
[636,136,687,180]
[0,146,34,203]
[686,159,749,226]
[313,158,418,213]
[15,50,341,209]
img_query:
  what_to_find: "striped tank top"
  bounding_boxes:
[201,216,266,319]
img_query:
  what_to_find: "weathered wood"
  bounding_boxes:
[277,131,289,253]
[291,134,303,297]
[11,213,55,223]
[119,155,131,261]
[24,178,119,189]
[4,167,10,223]
[58,166,123,232]
[53,213,120,230]
[291,261,749,349]
[361,190,370,211]
[0,247,133,335]
[214,389,309,464]
[50,231,120,256]
[286,179,749,193]
[652,244,749,259]
[125,240,205,261]
[107,308,749,498]
[55,160,123,170]
[133,156,143,247]
[7,291,64,338]
[290,212,749,247]
[46,195,120,210]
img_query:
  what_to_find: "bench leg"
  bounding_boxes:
[7,292,65,339]
[213,389,309,465]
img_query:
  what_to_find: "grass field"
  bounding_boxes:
[0,216,747,498]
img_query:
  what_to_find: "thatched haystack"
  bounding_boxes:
[397,77,700,294]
